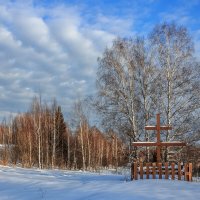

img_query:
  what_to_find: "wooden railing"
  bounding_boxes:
[131,162,192,182]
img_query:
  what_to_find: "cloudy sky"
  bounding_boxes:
[0,0,200,120]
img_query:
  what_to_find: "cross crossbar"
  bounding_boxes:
[133,114,186,163]
[132,142,186,147]
[145,126,172,130]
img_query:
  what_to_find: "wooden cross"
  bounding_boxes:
[133,114,186,163]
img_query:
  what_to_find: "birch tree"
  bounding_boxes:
[96,37,157,161]
[96,38,140,141]
[149,22,200,161]
[31,97,42,169]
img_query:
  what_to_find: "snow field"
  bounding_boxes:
[0,165,199,200]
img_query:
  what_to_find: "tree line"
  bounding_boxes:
[0,97,128,169]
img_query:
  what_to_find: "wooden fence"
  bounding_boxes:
[131,162,192,182]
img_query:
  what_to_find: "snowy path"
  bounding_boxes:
[0,166,199,200]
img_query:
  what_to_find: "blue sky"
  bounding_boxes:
[0,0,200,120]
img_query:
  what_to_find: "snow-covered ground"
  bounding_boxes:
[0,165,199,200]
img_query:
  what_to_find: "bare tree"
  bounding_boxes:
[97,38,140,141]
[51,99,57,169]
[96,37,158,161]
[30,97,43,169]
[149,22,200,161]
[74,101,87,170]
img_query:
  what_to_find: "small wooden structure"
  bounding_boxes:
[131,114,192,181]
[131,162,192,182]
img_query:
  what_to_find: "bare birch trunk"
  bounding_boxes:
[52,111,56,169]
[80,120,86,170]
[28,130,32,167]
[86,124,91,170]
[67,129,70,169]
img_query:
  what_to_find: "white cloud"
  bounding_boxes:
[94,14,134,36]
[0,1,133,119]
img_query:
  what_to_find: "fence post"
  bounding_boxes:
[158,163,162,179]
[140,162,143,179]
[152,163,156,179]
[171,163,175,180]
[165,162,168,180]
[184,163,193,182]
[178,163,181,180]
[134,162,138,180]
[146,163,150,179]
[184,163,188,181]
[189,163,192,182]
